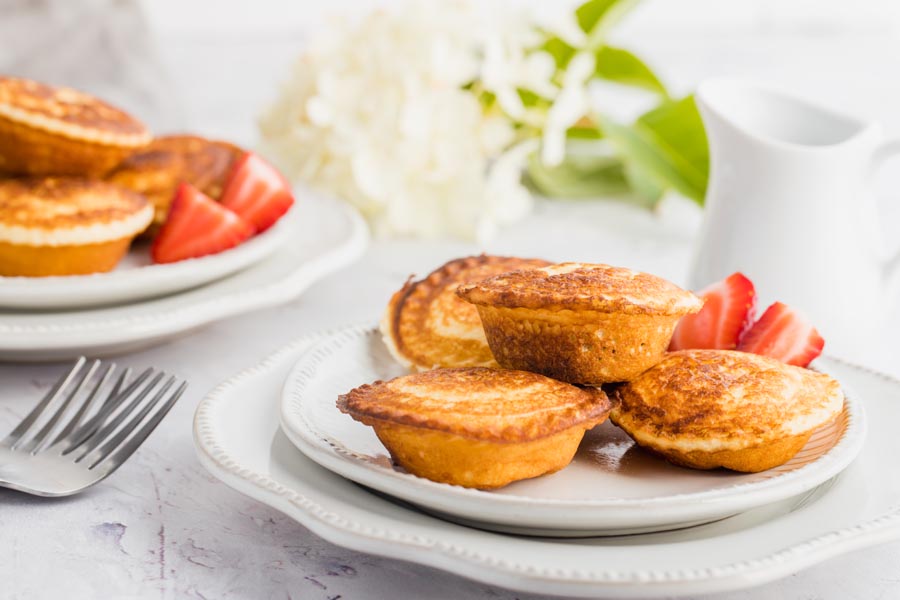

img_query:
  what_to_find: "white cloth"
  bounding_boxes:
[0,0,182,130]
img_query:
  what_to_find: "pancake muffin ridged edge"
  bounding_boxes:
[380,278,418,370]
[456,262,704,316]
[379,255,551,370]
[337,367,613,443]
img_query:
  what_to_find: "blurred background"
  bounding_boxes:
[5,0,900,144]
[149,0,900,143]
[139,0,900,145]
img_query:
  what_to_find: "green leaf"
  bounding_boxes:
[541,36,576,70]
[525,143,632,199]
[597,95,709,205]
[566,123,604,140]
[477,89,496,109]
[517,88,551,109]
[575,0,640,46]
[637,95,708,199]
[594,46,668,97]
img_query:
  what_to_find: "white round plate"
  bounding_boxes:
[279,326,866,537]
[0,190,367,361]
[195,334,900,598]
[0,205,296,310]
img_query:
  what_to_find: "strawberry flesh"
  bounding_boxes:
[669,272,756,351]
[736,302,825,367]
[152,182,254,264]
[220,152,294,232]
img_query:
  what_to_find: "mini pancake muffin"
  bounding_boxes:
[457,263,703,384]
[380,255,550,370]
[338,367,612,489]
[0,177,153,276]
[107,135,244,235]
[0,77,151,176]
[610,349,844,472]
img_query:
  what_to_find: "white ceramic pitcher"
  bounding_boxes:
[691,78,900,357]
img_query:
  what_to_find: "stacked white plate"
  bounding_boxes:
[194,325,900,598]
[0,189,367,360]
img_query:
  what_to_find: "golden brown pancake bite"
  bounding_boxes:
[338,367,612,489]
[107,135,244,235]
[381,255,550,370]
[610,349,844,472]
[0,177,152,276]
[0,77,151,176]
[456,262,703,384]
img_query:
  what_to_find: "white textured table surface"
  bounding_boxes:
[4,8,900,598]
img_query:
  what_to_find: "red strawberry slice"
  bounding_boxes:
[736,302,825,367]
[151,183,254,264]
[220,152,294,232]
[669,272,756,351]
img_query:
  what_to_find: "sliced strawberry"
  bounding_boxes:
[669,272,756,351]
[737,302,825,367]
[220,152,294,232]
[151,183,254,264]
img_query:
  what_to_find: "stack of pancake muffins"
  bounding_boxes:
[339,256,843,489]
[0,76,249,277]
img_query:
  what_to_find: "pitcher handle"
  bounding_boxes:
[871,138,900,293]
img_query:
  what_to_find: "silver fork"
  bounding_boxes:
[0,357,186,497]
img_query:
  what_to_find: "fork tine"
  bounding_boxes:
[60,367,151,453]
[44,362,116,451]
[2,357,86,449]
[106,366,130,405]
[82,376,176,467]
[69,371,165,458]
[92,381,186,471]
[17,360,101,454]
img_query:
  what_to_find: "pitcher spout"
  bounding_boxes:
[696,78,869,150]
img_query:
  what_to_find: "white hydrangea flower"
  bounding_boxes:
[259,1,546,240]
[541,51,596,167]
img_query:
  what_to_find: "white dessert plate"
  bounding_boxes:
[0,190,367,361]
[0,204,296,310]
[195,334,900,598]
[278,326,866,536]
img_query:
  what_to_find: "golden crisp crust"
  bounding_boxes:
[0,77,149,143]
[457,262,703,315]
[611,350,843,449]
[371,421,588,489]
[108,135,244,228]
[382,255,550,370]
[0,238,132,277]
[0,178,149,229]
[642,431,814,472]
[338,367,612,443]
[476,305,683,384]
